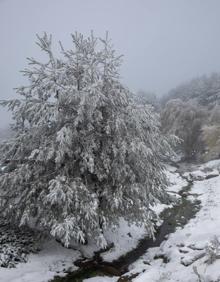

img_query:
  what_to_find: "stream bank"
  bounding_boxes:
[51,175,201,282]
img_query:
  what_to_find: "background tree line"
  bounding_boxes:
[136,73,220,162]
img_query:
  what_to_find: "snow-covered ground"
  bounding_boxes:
[0,241,81,282]
[84,160,220,282]
[1,161,220,282]
[125,161,220,282]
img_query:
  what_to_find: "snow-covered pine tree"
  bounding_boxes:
[0,32,173,247]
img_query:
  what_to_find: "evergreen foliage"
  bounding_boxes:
[0,32,172,247]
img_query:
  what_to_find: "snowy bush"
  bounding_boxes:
[205,236,220,264]
[0,32,173,247]
[161,74,220,162]
[0,219,40,268]
[161,99,207,161]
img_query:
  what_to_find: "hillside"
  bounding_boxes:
[161,74,220,162]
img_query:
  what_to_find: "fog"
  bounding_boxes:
[1,0,220,127]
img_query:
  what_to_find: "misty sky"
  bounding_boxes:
[1,0,220,127]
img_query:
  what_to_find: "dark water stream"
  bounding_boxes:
[51,180,201,282]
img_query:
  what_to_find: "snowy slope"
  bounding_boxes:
[128,173,220,281]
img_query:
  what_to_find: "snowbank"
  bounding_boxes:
[127,174,220,282]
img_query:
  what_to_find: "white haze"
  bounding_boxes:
[1,0,220,127]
